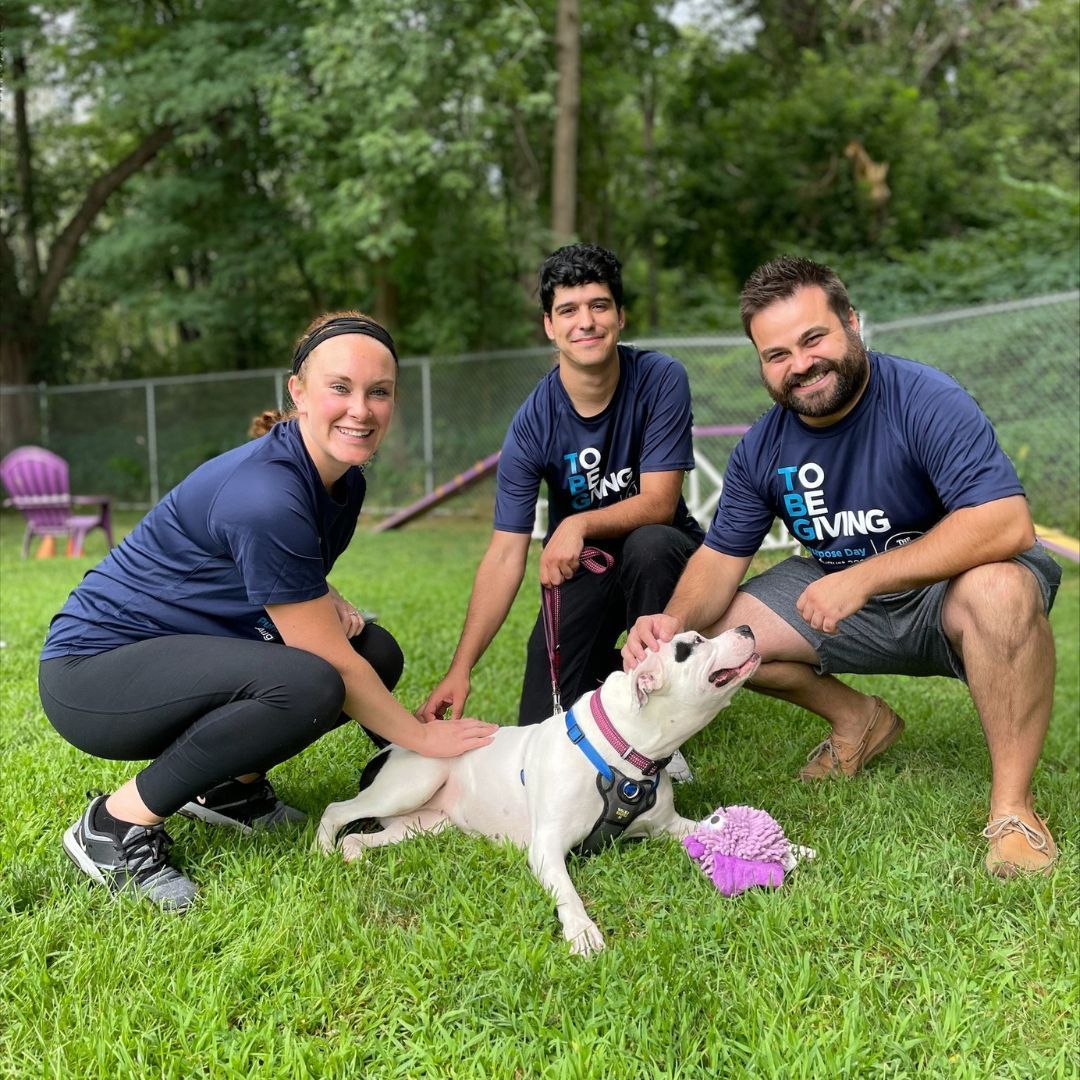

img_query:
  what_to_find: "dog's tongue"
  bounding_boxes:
[709,654,759,687]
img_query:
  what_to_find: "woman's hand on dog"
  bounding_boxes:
[416,716,498,757]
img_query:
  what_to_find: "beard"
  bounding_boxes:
[763,330,870,418]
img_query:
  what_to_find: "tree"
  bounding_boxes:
[575,2,679,327]
[661,0,1079,298]
[551,0,581,243]
[1,5,177,393]
[262,0,554,355]
[2,0,1074,405]
[0,0,306,391]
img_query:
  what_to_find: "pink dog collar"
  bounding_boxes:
[589,690,667,777]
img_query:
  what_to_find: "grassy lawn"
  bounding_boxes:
[1,512,1077,1078]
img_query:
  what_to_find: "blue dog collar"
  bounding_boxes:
[565,708,614,781]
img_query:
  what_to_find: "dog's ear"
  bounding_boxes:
[632,650,666,709]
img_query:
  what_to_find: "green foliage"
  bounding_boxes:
[0,515,1077,1076]
[833,203,1080,321]
[259,0,555,355]
[655,0,1079,324]
[1,0,1077,383]
[940,0,1080,194]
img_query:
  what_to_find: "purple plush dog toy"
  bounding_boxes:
[683,805,814,897]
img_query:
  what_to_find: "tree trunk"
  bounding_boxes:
[13,52,42,290]
[551,0,580,244]
[1,114,176,449]
[0,333,43,456]
[35,123,175,321]
[642,73,660,331]
[373,261,400,334]
[0,231,35,388]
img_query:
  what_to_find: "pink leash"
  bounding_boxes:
[541,546,614,714]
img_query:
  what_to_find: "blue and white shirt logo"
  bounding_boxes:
[779,461,895,563]
[563,445,635,511]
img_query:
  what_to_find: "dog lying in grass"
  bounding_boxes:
[317,627,759,955]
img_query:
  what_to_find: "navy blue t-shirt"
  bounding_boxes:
[494,344,704,543]
[705,352,1025,571]
[41,421,365,658]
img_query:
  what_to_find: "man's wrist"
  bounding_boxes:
[845,559,881,599]
[558,513,589,543]
[448,652,476,678]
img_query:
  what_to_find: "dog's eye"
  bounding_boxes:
[675,635,707,663]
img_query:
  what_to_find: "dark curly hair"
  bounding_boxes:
[538,244,624,315]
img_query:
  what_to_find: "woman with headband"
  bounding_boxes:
[38,310,497,910]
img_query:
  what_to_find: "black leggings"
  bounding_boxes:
[38,625,403,817]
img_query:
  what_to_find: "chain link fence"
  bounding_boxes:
[2,292,1078,535]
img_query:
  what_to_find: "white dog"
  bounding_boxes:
[317,627,760,955]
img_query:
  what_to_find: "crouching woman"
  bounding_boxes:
[38,311,496,910]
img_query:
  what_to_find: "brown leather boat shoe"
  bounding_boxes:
[798,696,904,781]
[983,813,1057,878]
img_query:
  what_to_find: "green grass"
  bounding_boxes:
[1,513,1077,1079]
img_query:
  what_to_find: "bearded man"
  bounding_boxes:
[623,255,1062,878]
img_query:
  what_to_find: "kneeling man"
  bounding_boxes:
[624,255,1062,877]
[422,244,703,765]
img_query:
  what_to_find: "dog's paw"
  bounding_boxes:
[314,826,338,855]
[568,922,605,957]
[341,834,368,863]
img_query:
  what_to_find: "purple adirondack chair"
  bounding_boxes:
[0,446,115,558]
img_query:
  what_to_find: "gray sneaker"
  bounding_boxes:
[179,777,306,834]
[62,795,197,911]
[664,749,695,784]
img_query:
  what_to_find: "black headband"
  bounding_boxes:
[291,317,398,375]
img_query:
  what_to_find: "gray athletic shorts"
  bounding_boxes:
[738,543,1062,682]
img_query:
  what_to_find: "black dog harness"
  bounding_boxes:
[517,691,671,856]
[572,763,661,857]
[565,691,670,857]
[535,544,665,854]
